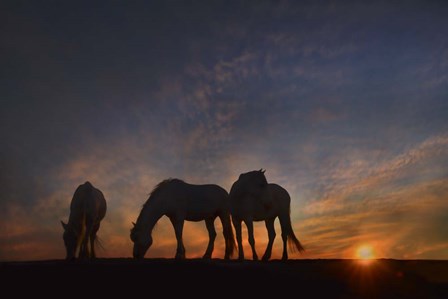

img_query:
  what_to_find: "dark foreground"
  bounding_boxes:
[1,259,447,298]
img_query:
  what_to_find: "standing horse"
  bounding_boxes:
[130,178,236,259]
[61,181,107,260]
[229,170,304,261]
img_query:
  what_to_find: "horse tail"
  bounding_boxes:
[220,213,237,257]
[95,234,105,251]
[284,207,305,253]
[81,181,94,206]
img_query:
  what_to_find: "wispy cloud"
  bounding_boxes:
[1,1,447,261]
[293,135,448,259]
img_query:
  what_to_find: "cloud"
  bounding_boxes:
[0,202,64,261]
[293,135,448,259]
[0,121,247,260]
[308,107,344,123]
[303,134,448,214]
[1,1,448,261]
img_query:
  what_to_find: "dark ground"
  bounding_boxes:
[1,259,447,298]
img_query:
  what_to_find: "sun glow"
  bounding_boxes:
[356,245,375,260]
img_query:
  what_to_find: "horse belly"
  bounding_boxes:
[185,209,217,221]
[185,215,207,222]
[253,203,277,221]
[185,195,220,221]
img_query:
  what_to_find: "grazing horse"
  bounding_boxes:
[130,178,236,260]
[61,181,107,260]
[229,170,304,261]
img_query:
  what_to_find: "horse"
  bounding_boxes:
[130,178,236,260]
[61,181,107,260]
[229,169,304,261]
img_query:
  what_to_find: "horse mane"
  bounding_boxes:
[240,170,268,184]
[141,178,185,210]
[133,178,184,232]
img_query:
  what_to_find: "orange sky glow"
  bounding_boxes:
[1,135,447,261]
[1,1,448,262]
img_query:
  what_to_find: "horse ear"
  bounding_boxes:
[61,220,68,230]
[261,169,266,174]
[132,222,136,227]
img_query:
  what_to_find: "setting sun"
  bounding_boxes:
[356,245,375,260]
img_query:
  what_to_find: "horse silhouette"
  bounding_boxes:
[61,181,107,260]
[130,178,236,259]
[229,169,304,261]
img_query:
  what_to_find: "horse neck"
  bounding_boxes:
[137,201,165,235]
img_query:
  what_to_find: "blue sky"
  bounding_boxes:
[1,1,447,260]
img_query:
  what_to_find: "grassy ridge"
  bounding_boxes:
[1,259,447,298]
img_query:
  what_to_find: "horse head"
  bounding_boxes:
[231,169,270,203]
[61,221,77,260]
[130,222,153,259]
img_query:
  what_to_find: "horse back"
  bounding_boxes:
[184,183,227,201]
[268,183,291,209]
[70,182,107,222]
[249,184,290,220]
[181,183,229,219]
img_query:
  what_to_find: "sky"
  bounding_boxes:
[1,0,447,261]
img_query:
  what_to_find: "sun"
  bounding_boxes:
[356,245,375,260]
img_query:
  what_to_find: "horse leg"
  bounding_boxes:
[262,218,276,261]
[79,225,91,259]
[244,219,258,261]
[83,219,94,259]
[79,240,87,259]
[170,217,186,259]
[220,213,235,260]
[203,218,216,259]
[232,216,244,261]
[90,222,100,259]
[78,223,88,259]
[77,233,84,259]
